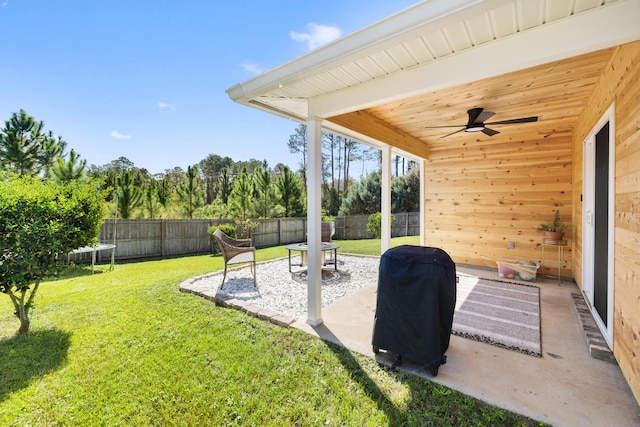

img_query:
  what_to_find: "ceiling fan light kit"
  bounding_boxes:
[426,107,539,138]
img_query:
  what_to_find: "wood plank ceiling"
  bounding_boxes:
[327,47,615,157]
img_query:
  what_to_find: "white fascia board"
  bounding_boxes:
[226,0,484,103]
[311,0,640,118]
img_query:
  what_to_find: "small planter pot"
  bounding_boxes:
[544,231,565,241]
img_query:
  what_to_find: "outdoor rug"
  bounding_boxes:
[452,273,541,357]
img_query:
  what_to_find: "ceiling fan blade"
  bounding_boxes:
[475,110,495,123]
[486,116,538,126]
[423,124,467,129]
[467,108,484,125]
[441,128,465,138]
[482,127,499,136]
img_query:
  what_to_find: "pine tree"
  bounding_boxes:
[116,170,142,219]
[253,166,274,218]
[229,167,253,220]
[175,165,205,219]
[143,182,161,219]
[276,166,305,217]
[216,168,233,205]
[51,149,87,183]
[0,109,66,177]
[157,177,173,207]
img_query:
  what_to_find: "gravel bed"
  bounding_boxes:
[191,254,380,320]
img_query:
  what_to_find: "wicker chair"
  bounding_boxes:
[212,229,256,288]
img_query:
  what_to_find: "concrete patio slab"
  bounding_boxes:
[292,267,640,427]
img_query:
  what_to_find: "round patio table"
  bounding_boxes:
[285,242,339,272]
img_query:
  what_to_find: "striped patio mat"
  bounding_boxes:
[452,274,541,357]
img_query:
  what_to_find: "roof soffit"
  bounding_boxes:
[310,0,640,118]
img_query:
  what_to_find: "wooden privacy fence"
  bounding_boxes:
[84,212,419,262]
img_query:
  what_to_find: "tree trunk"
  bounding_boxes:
[18,315,30,335]
[9,281,40,335]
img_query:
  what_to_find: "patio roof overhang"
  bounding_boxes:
[227,0,640,158]
[225,0,640,326]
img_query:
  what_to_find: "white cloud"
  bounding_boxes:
[111,131,131,140]
[240,61,265,76]
[290,23,342,51]
[2,2,8,7]
[158,102,176,111]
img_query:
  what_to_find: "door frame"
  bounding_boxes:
[582,103,615,347]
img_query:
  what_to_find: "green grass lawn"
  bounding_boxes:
[0,237,544,426]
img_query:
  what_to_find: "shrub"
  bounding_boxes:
[0,176,106,334]
[208,224,237,254]
[367,212,395,238]
[208,223,237,238]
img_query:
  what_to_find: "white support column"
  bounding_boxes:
[381,144,392,254]
[306,117,323,326]
[420,159,426,246]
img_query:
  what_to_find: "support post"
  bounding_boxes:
[306,117,323,326]
[420,159,426,245]
[381,145,392,254]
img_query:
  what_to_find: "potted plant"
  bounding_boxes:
[536,210,567,241]
[321,209,335,242]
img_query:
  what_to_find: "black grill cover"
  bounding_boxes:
[372,245,456,375]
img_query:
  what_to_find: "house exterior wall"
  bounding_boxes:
[422,134,573,276]
[572,41,640,404]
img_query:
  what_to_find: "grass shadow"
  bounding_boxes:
[323,339,407,425]
[0,328,71,402]
[320,329,545,426]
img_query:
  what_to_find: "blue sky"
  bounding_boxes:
[0,0,417,175]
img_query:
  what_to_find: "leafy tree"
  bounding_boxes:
[276,166,305,217]
[175,165,205,219]
[199,154,233,204]
[116,170,142,219]
[162,166,185,189]
[51,148,87,183]
[0,109,66,177]
[392,166,420,212]
[273,163,288,175]
[339,171,381,215]
[233,158,266,175]
[109,156,135,172]
[229,167,253,220]
[0,176,106,334]
[339,167,420,216]
[87,164,116,199]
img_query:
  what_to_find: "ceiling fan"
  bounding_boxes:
[425,107,538,138]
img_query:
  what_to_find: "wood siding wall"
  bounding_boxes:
[423,136,573,276]
[572,41,640,403]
